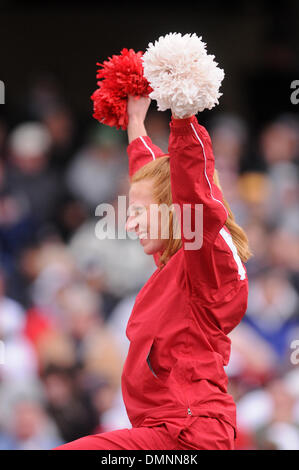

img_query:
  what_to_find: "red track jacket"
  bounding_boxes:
[122,115,249,438]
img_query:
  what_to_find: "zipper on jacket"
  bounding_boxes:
[187,407,192,416]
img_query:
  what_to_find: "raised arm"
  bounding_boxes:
[168,114,229,292]
[126,96,165,177]
[127,96,151,144]
[169,114,228,241]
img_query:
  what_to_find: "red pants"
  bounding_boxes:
[54,416,235,450]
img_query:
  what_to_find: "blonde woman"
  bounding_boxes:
[55,94,251,450]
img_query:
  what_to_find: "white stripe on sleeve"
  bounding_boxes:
[190,122,228,218]
[220,228,246,280]
[139,136,156,160]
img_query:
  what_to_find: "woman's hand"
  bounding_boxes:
[127,95,151,144]
[172,112,193,119]
[127,95,151,123]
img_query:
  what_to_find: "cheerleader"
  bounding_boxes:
[55,33,252,450]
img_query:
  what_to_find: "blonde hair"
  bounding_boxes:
[131,155,253,268]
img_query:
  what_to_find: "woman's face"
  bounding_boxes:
[126,179,167,255]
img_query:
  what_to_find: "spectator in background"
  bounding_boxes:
[33,282,124,439]
[20,75,64,124]
[268,225,299,294]
[0,395,62,450]
[210,113,249,174]
[65,123,127,212]
[68,175,156,305]
[107,293,136,360]
[235,370,299,450]
[54,282,123,389]
[42,104,80,171]
[26,237,79,315]
[79,371,126,434]
[69,215,156,303]
[6,122,62,230]
[0,122,47,302]
[41,364,98,444]
[40,105,90,241]
[0,268,38,382]
[227,321,278,390]
[102,293,139,431]
[236,170,271,223]
[208,113,250,225]
[258,114,299,231]
[240,219,271,278]
[243,267,299,363]
[255,374,299,450]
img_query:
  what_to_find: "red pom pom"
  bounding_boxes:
[91,48,152,130]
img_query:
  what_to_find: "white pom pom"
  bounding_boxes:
[142,32,225,118]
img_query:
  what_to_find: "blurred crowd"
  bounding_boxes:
[0,76,298,450]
